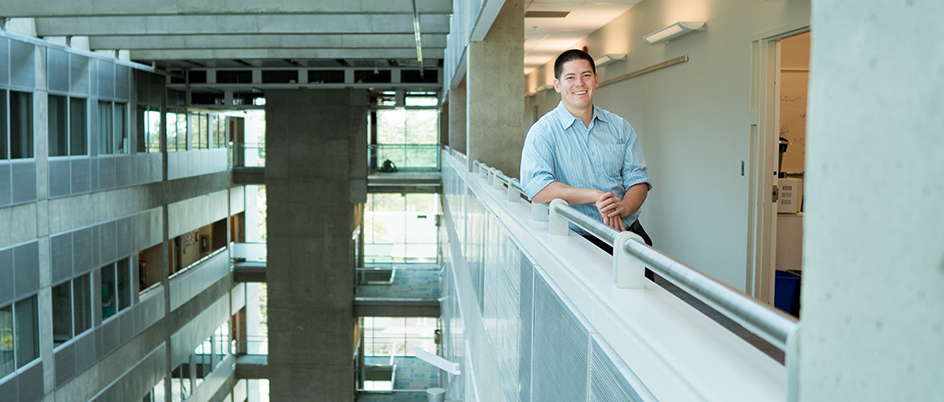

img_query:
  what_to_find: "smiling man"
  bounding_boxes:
[520,49,653,253]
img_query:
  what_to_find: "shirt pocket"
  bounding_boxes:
[595,144,626,179]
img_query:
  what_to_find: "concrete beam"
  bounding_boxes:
[34,14,449,36]
[129,48,444,60]
[2,0,452,17]
[89,34,448,51]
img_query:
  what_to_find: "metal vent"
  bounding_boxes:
[525,11,571,18]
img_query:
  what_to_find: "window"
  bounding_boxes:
[211,115,226,148]
[14,296,39,369]
[70,98,88,156]
[0,304,13,377]
[116,103,128,153]
[98,101,113,155]
[137,106,162,153]
[52,282,72,346]
[193,112,209,150]
[166,112,178,152]
[0,90,6,159]
[48,95,69,156]
[101,260,132,320]
[176,112,188,151]
[48,95,90,157]
[73,274,92,335]
[9,91,33,159]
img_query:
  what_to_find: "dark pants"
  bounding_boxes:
[582,220,656,280]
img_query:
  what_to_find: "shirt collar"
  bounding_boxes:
[554,102,607,130]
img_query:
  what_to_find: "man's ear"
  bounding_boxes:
[553,79,561,93]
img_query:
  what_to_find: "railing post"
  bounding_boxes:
[613,231,646,289]
[532,202,549,221]
[492,170,504,191]
[486,169,495,186]
[548,199,569,236]
[507,179,521,202]
[478,165,488,179]
[472,160,480,174]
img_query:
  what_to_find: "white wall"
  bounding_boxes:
[799,0,944,400]
[525,0,811,290]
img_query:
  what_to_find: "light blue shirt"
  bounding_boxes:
[520,102,651,230]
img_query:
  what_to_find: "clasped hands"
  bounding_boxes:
[594,191,629,231]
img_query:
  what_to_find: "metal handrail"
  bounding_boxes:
[551,201,798,350]
[445,146,799,351]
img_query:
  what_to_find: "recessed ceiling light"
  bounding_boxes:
[524,11,571,18]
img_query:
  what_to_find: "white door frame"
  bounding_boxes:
[747,22,810,304]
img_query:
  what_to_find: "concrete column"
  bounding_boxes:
[265,89,368,402]
[466,0,524,178]
[800,1,944,401]
[448,78,466,154]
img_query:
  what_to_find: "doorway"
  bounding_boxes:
[747,27,810,311]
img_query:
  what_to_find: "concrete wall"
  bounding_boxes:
[524,0,811,290]
[799,1,944,400]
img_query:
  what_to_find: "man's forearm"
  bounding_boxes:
[618,183,648,218]
[531,182,603,205]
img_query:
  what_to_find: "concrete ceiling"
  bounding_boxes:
[3,0,639,74]
[524,0,642,74]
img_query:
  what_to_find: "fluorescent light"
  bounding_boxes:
[535,84,554,92]
[593,53,626,67]
[643,21,705,45]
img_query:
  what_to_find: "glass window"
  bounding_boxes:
[194,113,208,150]
[10,91,33,159]
[98,101,113,155]
[49,95,69,156]
[116,258,132,311]
[101,263,117,320]
[176,112,188,151]
[166,112,178,152]
[70,98,87,156]
[404,96,438,106]
[0,304,13,377]
[116,103,128,154]
[405,110,437,144]
[171,364,185,402]
[15,296,39,368]
[73,274,92,335]
[52,281,72,346]
[147,110,161,153]
[0,90,7,159]
[136,106,147,153]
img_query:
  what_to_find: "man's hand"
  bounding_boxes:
[595,192,628,231]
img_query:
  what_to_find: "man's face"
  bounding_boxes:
[554,59,598,112]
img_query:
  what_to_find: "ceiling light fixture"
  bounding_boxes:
[593,54,626,68]
[643,21,706,45]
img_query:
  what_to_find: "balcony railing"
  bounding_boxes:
[369,144,440,171]
[230,142,265,167]
[442,146,798,402]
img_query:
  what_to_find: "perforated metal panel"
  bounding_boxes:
[0,164,12,206]
[99,156,117,190]
[102,317,120,355]
[55,343,77,388]
[116,155,134,188]
[10,162,36,204]
[116,217,133,257]
[13,242,40,297]
[532,275,589,402]
[99,221,117,264]
[70,158,90,194]
[17,363,44,402]
[519,253,534,402]
[0,372,17,402]
[115,65,131,101]
[75,331,97,374]
[48,159,71,197]
[73,228,93,275]
[9,39,35,89]
[70,53,90,95]
[0,38,9,86]
[90,157,100,191]
[98,60,115,99]
[589,337,656,402]
[0,248,13,305]
[51,233,73,283]
[47,48,70,93]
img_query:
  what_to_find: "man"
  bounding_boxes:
[520,49,652,252]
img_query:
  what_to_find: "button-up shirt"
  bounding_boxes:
[520,102,651,230]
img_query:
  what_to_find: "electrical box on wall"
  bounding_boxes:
[778,178,803,213]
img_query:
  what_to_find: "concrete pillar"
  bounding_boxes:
[448,78,466,154]
[265,89,368,402]
[800,1,944,401]
[466,0,524,178]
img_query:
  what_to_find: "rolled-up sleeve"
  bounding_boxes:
[621,121,652,191]
[520,123,557,200]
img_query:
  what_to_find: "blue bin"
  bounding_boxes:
[774,270,800,316]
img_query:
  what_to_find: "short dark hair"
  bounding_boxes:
[554,49,596,79]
